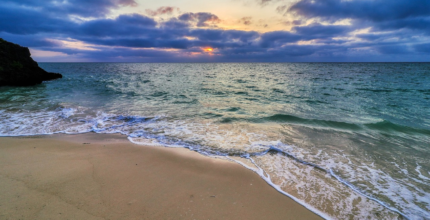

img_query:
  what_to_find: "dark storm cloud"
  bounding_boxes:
[218,44,342,61]
[161,18,192,29]
[259,24,351,47]
[273,0,430,59]
[375,18,430,34]
[78,38,191,49]
[292,24,352,38]
[0,5,76,35]
[2,0,137,18]
[259,31,301,47]
[77,14,157,37]
[287,0,430,33]
[0,0,429,61]
[83,47,178,59]
[0,33,62,48]
[288,0,430,22]
[74,28,260,50]
[190,29,259,42]
[355,29,419,42]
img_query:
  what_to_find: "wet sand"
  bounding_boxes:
[0,133,323,220]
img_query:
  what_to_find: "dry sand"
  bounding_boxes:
[0,133,322,220]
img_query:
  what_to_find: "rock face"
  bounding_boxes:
[0,38,62,86]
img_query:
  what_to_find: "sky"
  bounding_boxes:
[1,0,429,62]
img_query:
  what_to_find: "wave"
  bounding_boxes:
[262,114,362,131]
[250,146,409,219]
[220,114,430,136]
[0,107,422,219]
[364,120,430,136]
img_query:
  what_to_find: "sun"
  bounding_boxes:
[203,47,214,52]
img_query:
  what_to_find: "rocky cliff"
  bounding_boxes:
[0,38,62,86]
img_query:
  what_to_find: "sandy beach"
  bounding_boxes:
[0,133,322,220]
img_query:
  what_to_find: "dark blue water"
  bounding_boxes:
[1,63,429,219]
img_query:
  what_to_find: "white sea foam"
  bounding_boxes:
[1,107,429,219]
[415,164,430,181]
[226,156,332,220]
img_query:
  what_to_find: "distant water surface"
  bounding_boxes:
[1,63,429,219]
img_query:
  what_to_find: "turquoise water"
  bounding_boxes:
[1,63,429,219]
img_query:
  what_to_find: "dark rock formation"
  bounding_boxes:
[0,38,62,86]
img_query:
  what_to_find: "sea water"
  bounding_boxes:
[1,63,429,219]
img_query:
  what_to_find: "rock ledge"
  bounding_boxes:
[0,38,62,86]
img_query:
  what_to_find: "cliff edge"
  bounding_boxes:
[0,38,62,86]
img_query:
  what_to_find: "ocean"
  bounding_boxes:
[1,63,429,219]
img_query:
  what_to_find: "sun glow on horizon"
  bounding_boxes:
[203,47,214,53]
[204,47,213,52]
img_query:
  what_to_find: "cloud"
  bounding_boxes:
[0,33,62,48]
[161,18,192,29]
[77,14,157,37]
[146,6,179,16]
[375,18,430,34]
[0,5,76,35]
[239,17,253,25]
[414,43,430,54]
[376,45,411,54]
[259,24,351,47]
[190,29,259,43]
[276,5,287,15]
[255,0,282,7]
[258,0,273,6]
[78,38,192,49]
[292,24,352,38]
[287,0,430,33]
[288,0,430,22]
[178,12,221,27]
[1,0,429,62]
[259,31,301,47]
[2,0,138,18]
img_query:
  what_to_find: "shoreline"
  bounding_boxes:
[0,133,323,220]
